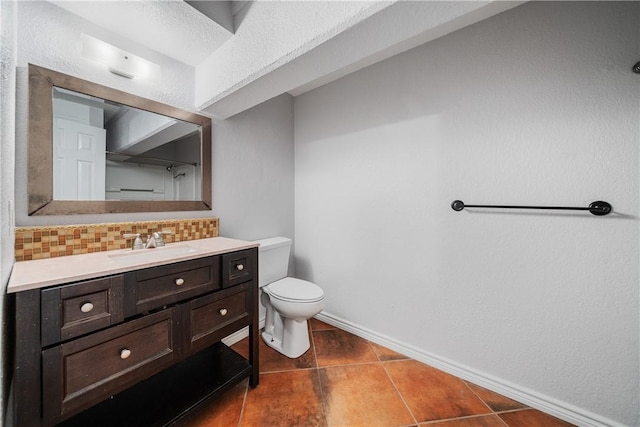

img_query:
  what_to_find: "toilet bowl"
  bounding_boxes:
[254,237,325,358]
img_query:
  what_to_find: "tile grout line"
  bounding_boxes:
[495,408,531,414]
[315,325,418,427]
[260,366,319,374]
[309,322,322,366]
[379,357,517,426]
[462,379,502,418]
[317,360,390,370]
[377,355,419,426]
[461,379,533,427]
[367,339,383,363]
[236,379,250,427]
[313,368,329,427]
[419,412,509,425]
[310,324,330,426]
[495,407,535,416]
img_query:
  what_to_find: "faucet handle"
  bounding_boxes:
[123,233,144,250]
[153,230,171,247]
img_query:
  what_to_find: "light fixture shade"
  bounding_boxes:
[81,34,161,82]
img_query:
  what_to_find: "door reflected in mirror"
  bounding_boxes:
[52,87,202,202]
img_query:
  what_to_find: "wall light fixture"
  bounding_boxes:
[81,34,161,82]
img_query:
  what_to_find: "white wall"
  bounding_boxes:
[294,2,639,426]
[212,93,295,247]
[0,1,16,424]
[211,93,295,324]
[18,1,195,111]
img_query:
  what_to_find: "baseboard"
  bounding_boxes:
[221,316,265,347]
[315,312,624,427]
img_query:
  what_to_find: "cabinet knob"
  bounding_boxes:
[80,302,94,313]
[175,278,185,286]
[219,308,228,316]
[236,264,244,271]
[120,349,132,360]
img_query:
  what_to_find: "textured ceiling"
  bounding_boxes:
[50,0,234,66]
[48,0,524,118]
[196,1,525,118]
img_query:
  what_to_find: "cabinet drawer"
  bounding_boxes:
[42,308,180,423]
[41,276,124,347]
[222,249,256,288]
[185,285,249,354]
[128,256,220,314]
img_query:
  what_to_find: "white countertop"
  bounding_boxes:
[7,237,258,294]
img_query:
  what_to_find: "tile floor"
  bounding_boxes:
[182,319,575,427]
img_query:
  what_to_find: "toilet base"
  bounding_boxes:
[261,318,311,359]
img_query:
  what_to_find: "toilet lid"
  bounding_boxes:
[266,277,325,302]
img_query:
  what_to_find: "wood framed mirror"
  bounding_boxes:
[28,64,212,215]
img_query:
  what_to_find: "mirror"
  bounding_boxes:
[53,87,202,202]
[28,64,212,215]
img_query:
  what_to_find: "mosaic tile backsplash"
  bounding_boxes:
[14,217,219,262]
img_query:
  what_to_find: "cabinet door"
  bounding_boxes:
[183,284,250,355]
[222,249,256,288]
[42,307,181,424]
[126,256,220,315]
[41,275,124,347]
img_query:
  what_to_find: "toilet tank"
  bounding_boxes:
[253,237,292,287]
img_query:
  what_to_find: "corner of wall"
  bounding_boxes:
[1,1,17,425]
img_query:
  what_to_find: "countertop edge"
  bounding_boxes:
[7,237,259,294]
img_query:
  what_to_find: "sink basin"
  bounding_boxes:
[108,245,199,263]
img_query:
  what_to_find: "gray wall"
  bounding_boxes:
[0,1,17,424]
[212,92,295,284]
[294,2,639,425]
[212,93,295,244]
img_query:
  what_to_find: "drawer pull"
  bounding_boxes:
[80,302,94,313]
[175,278,185,286]
[219,308,228,316]
[236,264,244,271]
[120,349,132,360]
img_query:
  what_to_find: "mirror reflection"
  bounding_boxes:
[52,87,202,202]
[28,63,211,216]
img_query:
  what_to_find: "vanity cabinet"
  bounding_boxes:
[11,245,259,427]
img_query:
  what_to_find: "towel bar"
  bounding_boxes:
[451,200,612,216]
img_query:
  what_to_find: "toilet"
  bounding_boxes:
[254,237,325,358]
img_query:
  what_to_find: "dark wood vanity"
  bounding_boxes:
[16,63,259,426]
[10,241,259,426]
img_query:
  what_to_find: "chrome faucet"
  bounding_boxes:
[145,230,172,249]
[123,233,144,250]
[123,230,171,250]
[145,233,159,249]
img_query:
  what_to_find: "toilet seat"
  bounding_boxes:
[265,277,324,303]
